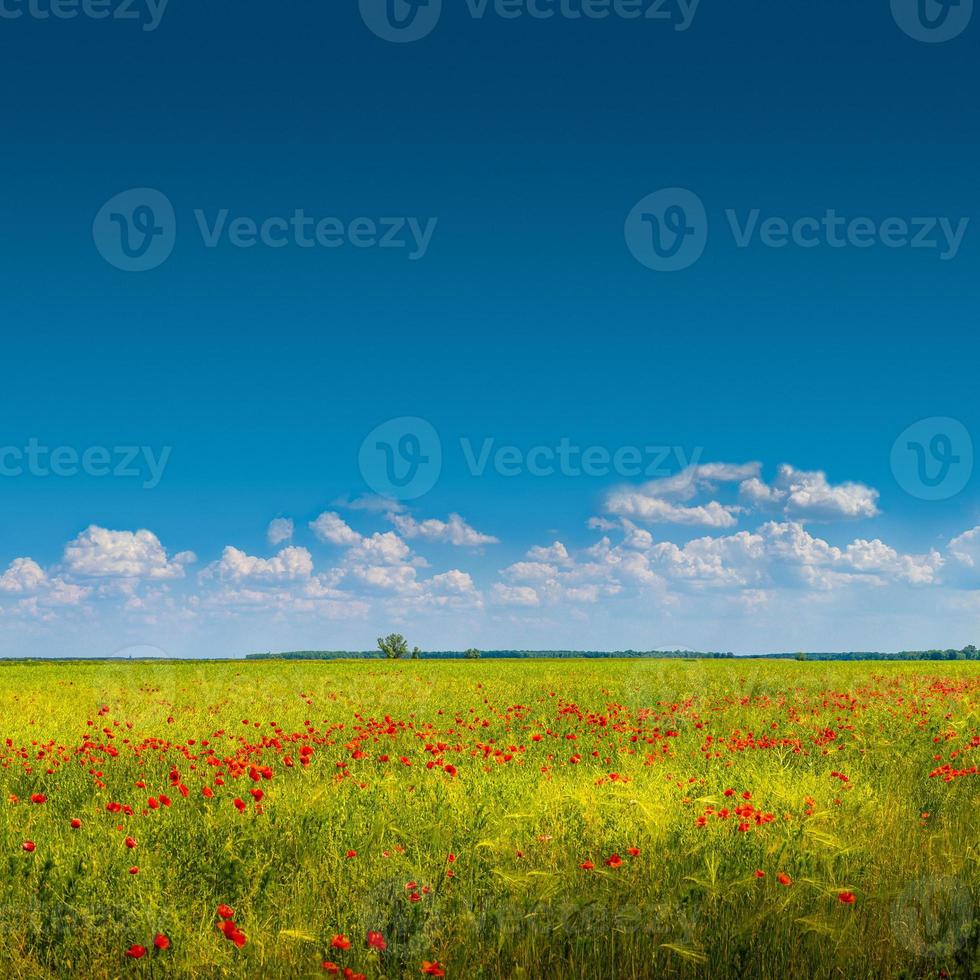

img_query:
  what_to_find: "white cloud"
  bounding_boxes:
[741,465,880,521]
[604,462,879,529]
[389,512,498,547]
[527,541,572,564]
[491,583,541,607]
[63,527,195,580]
[950,527,980,569]
[348,562,420,595]
[428,569,478,595]
[310,512,362,547]
[267,518,294,546]
[604,493,742,528]
[603,462,757,528]
[332,494,406,514]
[205,546,314,583]
[502,561,559,584]
[347,531,413,567]
[628,462,761,502]
[0,558,48,593]
[0,558,90,616]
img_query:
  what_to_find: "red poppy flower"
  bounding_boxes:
[233,798,247,813]
[777,873,792,886]
[202,786,214,799]
[331,934,351,951]
[579,860,595,870]
[70,818,82,829]
[125,945,147,959]
[30,793,47,804]
[627,847,640,857]
[346,850,357,859]
[22,841,36,853]
[154,933,171,950]
[217,904,235,919]
[421,962,445,977]
[838,891,856,905]
[124,836,137,849]
[367,930,387,951]
[129,866,139,875]
[217,920,247,948]
[322,963,339,974]
[754,870,766,878]
[604,854,623,868]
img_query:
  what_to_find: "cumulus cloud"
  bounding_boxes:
[204,546,314,583]
[502,562,559,584]
[604,494,742,528]
[389,512,498,547]
[603,462,758,528]
[346,531,413,567]
[604,461,879,530]
[348,562,420,595]
[493,518,945,612]
[0,558,48,593]
[63,527,195,580]
[741,466,880,521]
[949,527,980,569]
[428,569,478,595]
[0,557,90,615]
[491,583,541,607]
[266,518,294,546]
[526,541,572,564]
[310,512,362,547]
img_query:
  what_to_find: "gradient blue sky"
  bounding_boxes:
[0,1,978,657]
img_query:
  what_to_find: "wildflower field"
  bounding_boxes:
[1,658,979,979]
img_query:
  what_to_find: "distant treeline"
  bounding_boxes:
[245,646,980,662]
[245,649,736,661]
[752,646,980,662]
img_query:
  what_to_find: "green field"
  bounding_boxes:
[1,659,979,978]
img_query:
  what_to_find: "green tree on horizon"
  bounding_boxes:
[377,634,409,659]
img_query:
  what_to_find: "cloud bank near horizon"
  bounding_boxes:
[1,462,977,656]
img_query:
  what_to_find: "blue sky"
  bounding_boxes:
[0,1,978,657]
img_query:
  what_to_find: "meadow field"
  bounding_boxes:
[1,658,979,979]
